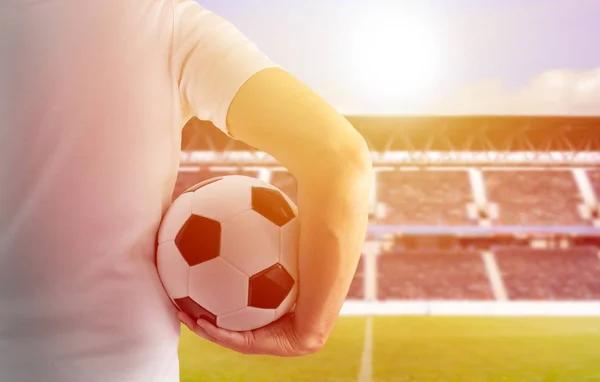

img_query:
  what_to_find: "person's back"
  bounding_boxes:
[0,1,277,381]
[1,1,373,381]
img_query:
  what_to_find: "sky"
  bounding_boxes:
[198,0,600,115]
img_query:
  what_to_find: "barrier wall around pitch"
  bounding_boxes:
[340,300,600,316]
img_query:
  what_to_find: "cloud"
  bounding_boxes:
[432,68,600,115]
[320,69,600,116]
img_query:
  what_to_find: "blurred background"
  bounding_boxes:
[179,1,600,381]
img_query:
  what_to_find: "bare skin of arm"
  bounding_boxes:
[179,67,373,356]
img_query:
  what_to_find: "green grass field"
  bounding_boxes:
[179,316,600,382]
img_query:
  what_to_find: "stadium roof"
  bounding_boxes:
[182,116,600,152]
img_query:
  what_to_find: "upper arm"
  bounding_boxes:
[174,1,368,178]
[174,0,277,133]
[226,67,369,179]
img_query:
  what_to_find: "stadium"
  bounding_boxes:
[176,116,600,381]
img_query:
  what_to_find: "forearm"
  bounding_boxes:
[292,148,373,350]
[224,66,372,347]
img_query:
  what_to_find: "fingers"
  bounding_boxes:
[178,311,298,357]
[177,311,195,329]
[178,311,255,354]
[177,312,220,343]
[196,319,254,354]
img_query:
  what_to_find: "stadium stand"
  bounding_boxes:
[377,250,494,300]
[376,170,474,225]
[176,116,600,307]
[173,167,600,302]
[587,169,600,198]
[347,257,364,299]
[494,247,600,300]
[484,171,587,226]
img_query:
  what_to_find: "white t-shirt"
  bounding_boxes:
[0,1,276,381]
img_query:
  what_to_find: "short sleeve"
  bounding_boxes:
[173,0,279,137]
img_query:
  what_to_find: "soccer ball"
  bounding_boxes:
[157,175,299,332]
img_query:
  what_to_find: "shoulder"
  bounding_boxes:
[174,0,224,32]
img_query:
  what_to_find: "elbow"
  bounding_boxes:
[334,136,374,192]
[295,332,328,356]
[291,125,373,184]
[342,135,373,175]
[323,131,373,178]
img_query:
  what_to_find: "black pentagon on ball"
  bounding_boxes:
[184,176,223,194]
[251,187,296,227]
[174,297,217,326]
[175,215,221,266]
[248,263,295,309]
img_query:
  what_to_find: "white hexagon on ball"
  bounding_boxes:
[218,307,275,332]
[157,192,193,244]
[157,241,190,300]
[188,257,249,316]
[280,217,300,282]
[190,177,253,222]
[275,283,298,322]
[220,209,281,277]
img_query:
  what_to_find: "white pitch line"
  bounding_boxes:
[358,316,373,382]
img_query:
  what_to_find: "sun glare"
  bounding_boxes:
[347,12,442,112]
